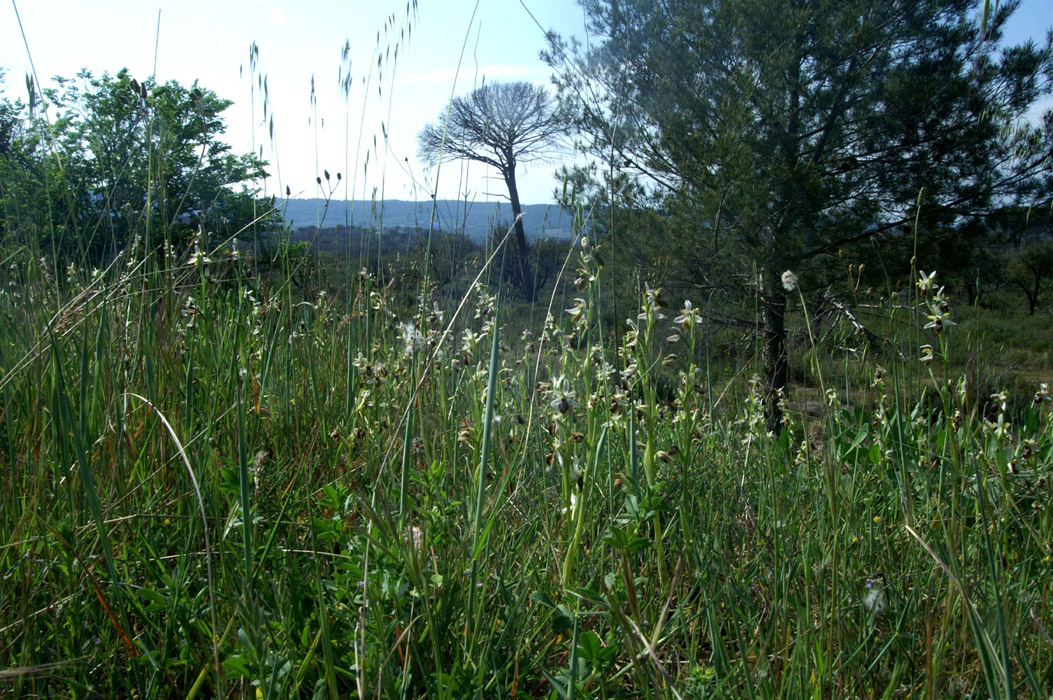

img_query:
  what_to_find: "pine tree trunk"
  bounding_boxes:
[1029,273,1040,316]
[504,169,535,301]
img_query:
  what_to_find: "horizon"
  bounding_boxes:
[275,196,575,242]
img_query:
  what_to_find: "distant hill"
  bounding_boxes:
[277,194,577,242]
[278,198,573,242]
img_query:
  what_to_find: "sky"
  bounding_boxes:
[2,0,1052,207]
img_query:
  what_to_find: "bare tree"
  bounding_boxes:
[418,82,562,300]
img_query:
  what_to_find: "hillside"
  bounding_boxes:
[278,197,573,241]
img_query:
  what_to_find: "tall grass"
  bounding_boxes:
[3,215,1051,698]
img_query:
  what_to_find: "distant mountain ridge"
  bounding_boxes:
[278,198,573,242]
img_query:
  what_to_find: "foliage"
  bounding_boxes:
[0,69,278,263]
[1007,237,1053,315]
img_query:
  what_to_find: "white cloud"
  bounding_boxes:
[268,8,286,27]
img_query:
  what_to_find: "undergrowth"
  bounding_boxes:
[0,230,1051,699]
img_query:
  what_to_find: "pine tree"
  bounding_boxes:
[547,0,1053,431]
[418,82,563,300]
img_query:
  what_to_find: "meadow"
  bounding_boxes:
[3,1,1053,696]
[1,209,1051,699]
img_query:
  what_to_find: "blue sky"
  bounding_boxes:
[2,0,1051,206]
